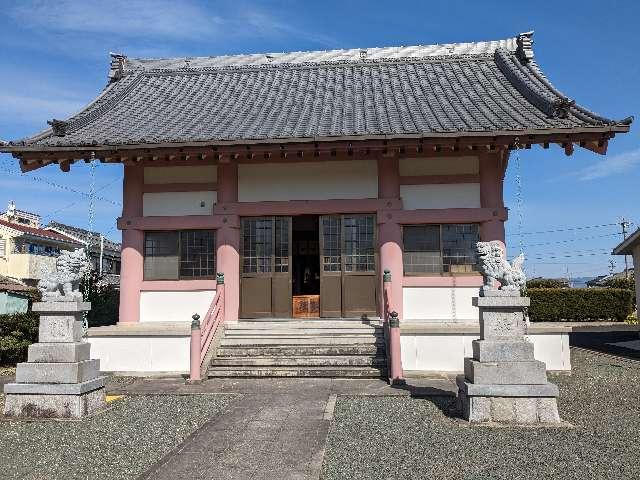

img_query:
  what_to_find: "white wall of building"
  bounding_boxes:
[139,290,216,322]
[144,165,218,184]
[238,160,378,202]
[403,286,480,321]
[88,336,190,373]
[399,156,479,176]
[400,183,481,210]
[400,333,571,372]
[142,191,217,216]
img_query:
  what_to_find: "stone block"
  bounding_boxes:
[27,342,91,363]
[459,391,491,422]
[479,311,526,340]
[472,339,535,362]
[473,296,530,308]
[4,377,107,395]
[537,398,561,423]
[490,397,516,422]
[3,387,105,418]
[464,359,548,385]
[39,318,84,343]
[513,397,539,423]
[15,359,100,384]
[32,301,91,313]
[456,375,559,398]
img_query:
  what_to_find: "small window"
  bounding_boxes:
[403,224,479,275]
[0,239,5,257]
[144,230,215,280]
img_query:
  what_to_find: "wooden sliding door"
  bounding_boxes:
[240,217,292,318]
[320,214,377,318]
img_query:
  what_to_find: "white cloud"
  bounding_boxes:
[575,148,640,181]
[0,93,85,124]
[7,0,222,40]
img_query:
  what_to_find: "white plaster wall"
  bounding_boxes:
[144,165,218,184]
[400,183,481,210]
[140,290,216,322]
[142,191,217,216]
[238,160,378,202]
[88,336,190,373]
[403,286,480,321]
[401,333,571,372]
[399,156,479,176]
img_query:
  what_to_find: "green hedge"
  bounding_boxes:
[80,272,119,327]
[0,312,39,365]
[526,278,569,289]
[528,288,634,322]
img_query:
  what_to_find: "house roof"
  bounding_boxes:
[0,275,35,294]
[2,32,631,151]
[613,228,640,255]
[0,219,82,245]
[47,221,121,254]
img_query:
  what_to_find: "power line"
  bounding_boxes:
[525,232,621,247]
[506,222,622,236]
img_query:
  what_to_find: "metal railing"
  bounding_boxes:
[189,272,225,382]
[383,269,404,384]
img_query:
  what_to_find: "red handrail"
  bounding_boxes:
[189,273,225,382]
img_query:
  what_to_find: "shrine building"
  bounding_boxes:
[1,32,631,378]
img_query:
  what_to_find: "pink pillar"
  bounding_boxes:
[379,222,404,321]
[377,156,403,320]
[216,163,240,322]
[118,165,144,323]
[479,152,506,247]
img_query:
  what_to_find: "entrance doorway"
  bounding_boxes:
[292,215,320,318]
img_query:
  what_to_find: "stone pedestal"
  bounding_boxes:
[3,301,107,418]
[458,290,561,423]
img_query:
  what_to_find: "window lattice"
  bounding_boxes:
[321,216,341,272]
[343,215,375,272]
[242,218,273,274]
[179,230,216,278]
[274,217,290,273]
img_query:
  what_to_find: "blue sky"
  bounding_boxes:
[0,0,638,279]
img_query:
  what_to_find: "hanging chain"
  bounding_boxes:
[83,155,97,334]
[513,138,530,328]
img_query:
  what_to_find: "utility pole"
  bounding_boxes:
[621,218,630,279]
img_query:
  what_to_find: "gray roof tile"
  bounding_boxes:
[8,33,631,148]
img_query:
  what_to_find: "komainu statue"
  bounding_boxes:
[38,248,91,301]
[476,241,526,291]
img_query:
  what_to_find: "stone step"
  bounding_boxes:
[207,366,386,378]
[224,328,381,336]
[217,344,384,357]
[210,355,386,367]
[220,336,383,346]
[463,359,548,385]
[228,321,380,330]
[15,359,100,384]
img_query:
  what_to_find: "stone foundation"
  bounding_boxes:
[3,301,106,419]
[458,290,561,424]
[3,388,106,419]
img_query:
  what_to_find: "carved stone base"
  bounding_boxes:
[458,389,560,423]
[3,388,106,418]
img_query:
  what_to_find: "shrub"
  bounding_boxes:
[526,278,569,289]
[80,271,119,327]
[527,288,634,322]
[0,312,39,365]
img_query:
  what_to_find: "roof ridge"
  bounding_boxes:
[119,36,520,73]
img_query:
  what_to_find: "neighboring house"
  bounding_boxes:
[46,221,121,277]
[0,202,83,287]
[613,228,640,311]
[0,275,35,314]
[1,32,631,375]
[586,268,635,287]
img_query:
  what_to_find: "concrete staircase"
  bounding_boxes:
[207,319,387,378]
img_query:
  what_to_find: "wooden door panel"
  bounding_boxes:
[240,277,272,318]
[272,275,292,317]
[341,275,377,317]
[320,275,342,317]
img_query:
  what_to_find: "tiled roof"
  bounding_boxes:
[47,221,121,253]
[0,219,82,245]
[6,32,632,148]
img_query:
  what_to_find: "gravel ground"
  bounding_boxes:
[0,394,238,480]
[322,349,640,480]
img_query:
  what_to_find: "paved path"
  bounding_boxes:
[131,377,456,480]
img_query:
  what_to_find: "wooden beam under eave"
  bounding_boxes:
[581,140,608,155]
[562,143,574,156]
[59,160,71,172]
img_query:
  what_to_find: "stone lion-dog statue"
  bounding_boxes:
[38,248,91,301]
[476,241,526,291]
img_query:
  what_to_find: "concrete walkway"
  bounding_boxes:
[130,377,456,480]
